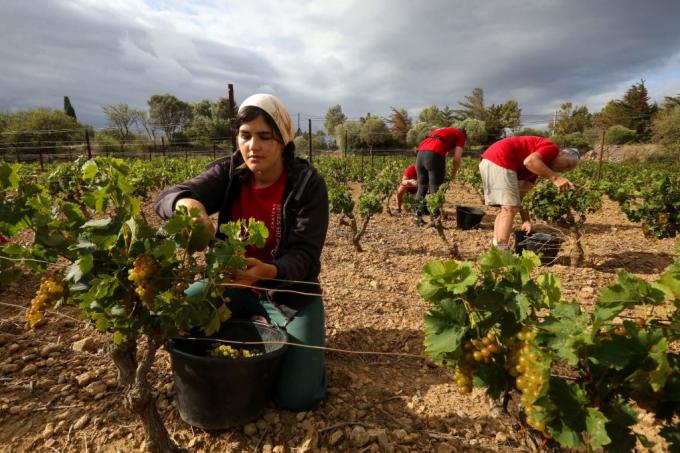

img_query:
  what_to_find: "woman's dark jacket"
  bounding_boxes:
[155,152,329,318]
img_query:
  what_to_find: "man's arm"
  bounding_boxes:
[449,146,464,181]
[519,180,534,232]
[523,152,574,191]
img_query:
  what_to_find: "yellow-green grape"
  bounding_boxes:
[510,334,550,434]
[27,274,66,327]
[454,358,474,394]
[128,254,159,308]
[455,332,503,395]
[207,344,261,359]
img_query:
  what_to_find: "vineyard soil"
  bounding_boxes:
[0,183,676,452]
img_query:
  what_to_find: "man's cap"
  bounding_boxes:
[238,93,294,145]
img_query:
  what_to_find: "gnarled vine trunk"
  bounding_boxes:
[340,213,371,252]
[431,217,459,258]
[559,213,584,267]
[568,227,584,267]
[111,334,179,453]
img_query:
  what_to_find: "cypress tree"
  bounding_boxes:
[64,96,77,121]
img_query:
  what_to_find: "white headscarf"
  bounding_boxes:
[238,94,294,145]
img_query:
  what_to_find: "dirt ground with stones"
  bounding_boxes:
[0,182,677,453]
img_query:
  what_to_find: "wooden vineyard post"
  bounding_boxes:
[85,130,92,159]
[597,128,605,183]
[38,140,44,171]
[344,130,349,175]
[228,84,237,154]
[308,119,313,164]
[344,130,348,159]
[360,148,365,182]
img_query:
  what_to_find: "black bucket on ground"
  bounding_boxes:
[166,320,288,430]
[513,231,563,265]
[456,206,485,230]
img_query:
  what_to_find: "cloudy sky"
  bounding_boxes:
[2,0,680,129]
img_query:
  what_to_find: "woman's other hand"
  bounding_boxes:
[231,257,278,287]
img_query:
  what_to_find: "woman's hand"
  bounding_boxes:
[175,198,216,236]
[231,257,278,288]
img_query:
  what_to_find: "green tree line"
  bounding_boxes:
[326,81,680,157]
[2,81,680,157]
[0,94,236,156]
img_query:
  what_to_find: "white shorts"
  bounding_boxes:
[479,159,521,207]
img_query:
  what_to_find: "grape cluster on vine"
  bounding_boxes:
[128,254,159,309]
[506,327,549,433]
[453,331,500,394]
[27,273,66,326]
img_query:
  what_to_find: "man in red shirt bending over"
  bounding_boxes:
[395,163,417,215]
[479,136,579,250]
[415,127,466,223]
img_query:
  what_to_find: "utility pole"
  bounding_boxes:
[552,110,557,134]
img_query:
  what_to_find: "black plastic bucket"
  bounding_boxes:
[513,231,563,265]
[166,320,288,430]
[456,206,485,230]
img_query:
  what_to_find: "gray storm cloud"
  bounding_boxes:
[1,0,680,127]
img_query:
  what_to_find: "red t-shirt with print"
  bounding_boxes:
[230,172,287,263]
[416,127,466,158]
[402,164,417,194]
[481,136,559,182]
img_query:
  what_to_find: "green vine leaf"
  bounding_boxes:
[536,272,562,307]
[546,378,590,448]
[588,334,648,369]
[586,408,612,449]
[594,272,666,330]
[66,254,93,283]
[540,302,590,365]
[423,298,468,358]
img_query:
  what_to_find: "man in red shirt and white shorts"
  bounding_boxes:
[479,136,579,250]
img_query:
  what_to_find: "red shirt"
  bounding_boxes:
[230,172,287,263]
[403,164,417,180]
[481,136,559,182]
[402,164,418,194]
[417,127,466,158]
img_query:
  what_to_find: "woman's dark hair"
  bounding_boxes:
[234,105,295,173]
